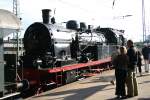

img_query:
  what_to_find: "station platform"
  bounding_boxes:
[25,69,150,100]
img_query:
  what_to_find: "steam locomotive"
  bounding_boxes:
[19,9,125,97]
[22,9,125,68]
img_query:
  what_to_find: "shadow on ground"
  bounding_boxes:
[138,98,150,100]
[79,75,115,84]
[33,84,111,100]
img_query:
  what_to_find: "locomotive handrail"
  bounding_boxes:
[48,57,111,73]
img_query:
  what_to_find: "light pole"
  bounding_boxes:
[142,0,146,42]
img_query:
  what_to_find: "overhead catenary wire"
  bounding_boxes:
[57,0,114,23]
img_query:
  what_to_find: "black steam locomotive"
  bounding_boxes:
[22,9,125,69]
[17,9,126,97]
[1,9,126,99]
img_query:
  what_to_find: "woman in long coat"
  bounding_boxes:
[114,46,129,99]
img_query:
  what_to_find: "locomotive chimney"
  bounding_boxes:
[42,9,51,24]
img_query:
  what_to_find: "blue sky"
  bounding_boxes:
[1,0,150,42]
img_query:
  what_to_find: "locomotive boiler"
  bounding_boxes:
[22,9,107,69]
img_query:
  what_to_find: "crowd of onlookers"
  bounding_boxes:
[111,39,150,99]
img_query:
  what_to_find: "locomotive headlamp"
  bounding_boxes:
[36,59,42,65]
[36,58,42,69]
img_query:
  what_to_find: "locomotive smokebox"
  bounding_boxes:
[42,9,51,24]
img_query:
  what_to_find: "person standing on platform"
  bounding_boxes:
[126,40,138,97]
[113,46,129,99]
[137,50,143,76]
[142,45,150,73]
[110,45,120,85]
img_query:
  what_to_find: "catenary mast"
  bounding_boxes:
[13,0,22,80]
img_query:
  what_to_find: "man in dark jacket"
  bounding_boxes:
[126,40,138,97]
[142,45,150,72]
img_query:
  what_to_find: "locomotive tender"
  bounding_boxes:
[20,9,125,97]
